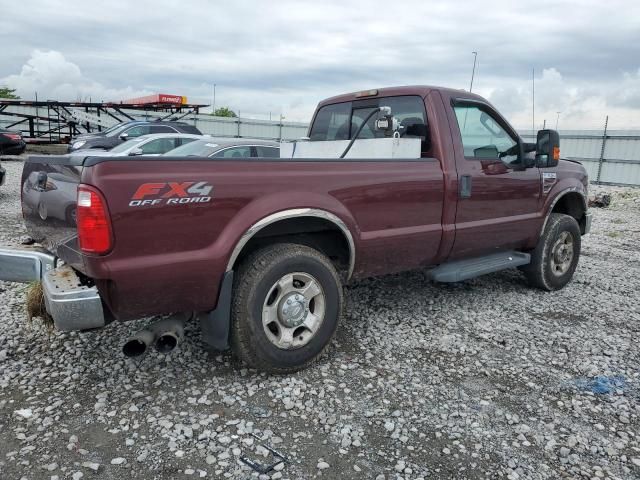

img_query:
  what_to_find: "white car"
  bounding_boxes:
[69,133,204,157]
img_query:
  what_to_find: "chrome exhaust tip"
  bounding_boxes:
[122,314,187,357]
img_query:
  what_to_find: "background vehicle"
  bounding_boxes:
[165,138,279,158]
[0,85,591,374]
[0,129,26,155]
[70,133,203,157]
[70,121,138,142]
[67,121,202,152]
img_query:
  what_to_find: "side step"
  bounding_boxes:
[428,251,530,283]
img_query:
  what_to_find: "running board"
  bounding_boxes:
[428,251,531,283]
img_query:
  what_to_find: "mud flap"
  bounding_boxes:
[199,271,234,351]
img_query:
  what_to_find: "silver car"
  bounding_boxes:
[70,133,204,157]
[163,138,279,158]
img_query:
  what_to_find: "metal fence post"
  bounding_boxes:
[237,117,241,138]
[596,115,608,184]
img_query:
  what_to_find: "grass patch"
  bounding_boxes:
[612,218,626,224]
[606,231,621,238]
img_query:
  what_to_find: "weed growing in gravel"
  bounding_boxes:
[24,281,54,330]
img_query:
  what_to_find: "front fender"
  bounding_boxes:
[539,179,588,237]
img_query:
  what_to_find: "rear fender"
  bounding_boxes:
[217,192,358,279]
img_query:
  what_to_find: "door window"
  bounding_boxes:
[150,125,176,134]
[254,146,280,158]
[212,146,252,158]
[453,106,519,165]
[140,138,178,154]
[123,125,150,138]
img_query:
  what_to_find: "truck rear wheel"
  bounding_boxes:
[231,243,343,373]
[522,213,581,291]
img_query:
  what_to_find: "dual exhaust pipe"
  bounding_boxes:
[122,314,187,358]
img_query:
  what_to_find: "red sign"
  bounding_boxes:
[122,94,187,105]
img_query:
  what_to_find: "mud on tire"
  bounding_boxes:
[522,213,581,291]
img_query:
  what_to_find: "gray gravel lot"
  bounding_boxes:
[1,158,639,480]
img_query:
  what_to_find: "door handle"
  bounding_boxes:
[460,175,472,198]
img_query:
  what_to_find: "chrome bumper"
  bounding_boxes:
[584,212,593,235]
[0,247,105,331]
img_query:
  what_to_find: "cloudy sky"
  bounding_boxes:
[1,0,639,129]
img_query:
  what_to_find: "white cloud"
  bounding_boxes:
[1,50,149,102]
[1,0,639,128]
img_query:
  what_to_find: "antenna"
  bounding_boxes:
[532,68,535,138]
[469,52,478,92]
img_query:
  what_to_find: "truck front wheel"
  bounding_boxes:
[522,213,581,291]
[231,243,343,373]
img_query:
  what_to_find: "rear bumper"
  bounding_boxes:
[0,247,105,331]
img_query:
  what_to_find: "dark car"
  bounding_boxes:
[0,129,27,155]
[70,121,143,142]
[68,121,202,152]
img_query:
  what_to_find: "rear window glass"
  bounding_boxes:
[309,96,428,145]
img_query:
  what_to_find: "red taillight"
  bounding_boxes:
[2,133,22,141]
[77,185,113,254]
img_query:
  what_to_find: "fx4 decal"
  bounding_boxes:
[129,182,213,207]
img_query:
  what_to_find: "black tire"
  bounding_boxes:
[231,243,343,373]
[522,213,581,291]
[65,205,77,226]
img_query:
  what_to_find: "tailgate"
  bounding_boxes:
[21,155,85,272]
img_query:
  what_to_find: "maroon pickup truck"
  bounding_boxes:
[0,86,591,373]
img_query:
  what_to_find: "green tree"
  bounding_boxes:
[212,107,237,118]
[0,86,20,99]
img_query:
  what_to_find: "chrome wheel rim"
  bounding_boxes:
[550,231,574,276]
[262,272,326,350]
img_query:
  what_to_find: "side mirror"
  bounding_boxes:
[128,147,143,156]
[119,132,129,141]
[535,129,560,167]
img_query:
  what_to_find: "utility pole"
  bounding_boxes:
[555,112,561,129]
[212,84,216,115]
[469,51,478,92]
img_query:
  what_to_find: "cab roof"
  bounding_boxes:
[316,85,489,108]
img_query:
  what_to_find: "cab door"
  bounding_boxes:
[448,100,541,259]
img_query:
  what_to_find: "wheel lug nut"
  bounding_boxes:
[287,299,292,304]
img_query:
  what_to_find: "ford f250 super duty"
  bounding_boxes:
[0,86,591,373]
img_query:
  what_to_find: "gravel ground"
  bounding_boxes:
[1,158,639,480]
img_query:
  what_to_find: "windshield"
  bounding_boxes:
[106,123,135,137]
[109,137,145,153]
[164,139,221,157]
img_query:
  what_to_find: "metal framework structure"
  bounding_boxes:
[0,100,206,143]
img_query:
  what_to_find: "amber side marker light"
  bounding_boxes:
[355,89,378,98]
[553,146,560,161]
